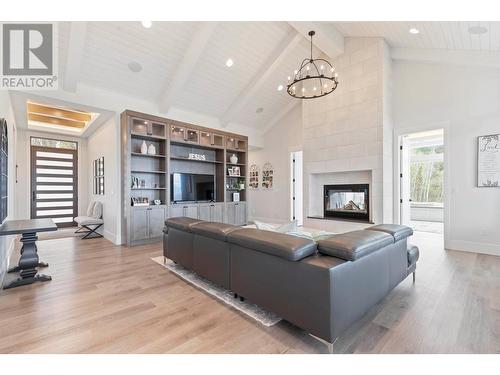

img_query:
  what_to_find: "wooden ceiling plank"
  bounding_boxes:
[27,103,91,122]
[28,113,86,129]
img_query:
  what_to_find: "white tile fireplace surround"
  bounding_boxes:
[303,37,393,230]
[309,170,372,220]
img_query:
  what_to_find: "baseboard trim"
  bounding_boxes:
[446,239,500,257]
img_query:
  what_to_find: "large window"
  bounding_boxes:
[410,144,444,205]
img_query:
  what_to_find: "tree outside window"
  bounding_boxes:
[410,144,444,205]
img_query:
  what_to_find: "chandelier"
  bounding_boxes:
[286,31,339,99]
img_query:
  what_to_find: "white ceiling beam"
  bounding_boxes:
[260,100,300,136]
[158,22,218,113]
[288,22,344,59]
[392,47,500,69]
[220,30,303,127]
[63,22,87,92]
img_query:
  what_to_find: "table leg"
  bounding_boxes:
[3,232,52,289]
[6,241,48,273]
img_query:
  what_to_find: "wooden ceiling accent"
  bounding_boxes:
[27,102,92,130]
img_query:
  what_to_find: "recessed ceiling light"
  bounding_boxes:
[225,58,234,67]
[277,84,284,91]
[128,61,142,73]
[409,28,420,34]
[256,107,264,114]
[141,21,152,29]
[468,26,488,35]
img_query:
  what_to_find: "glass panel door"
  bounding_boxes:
[30,144,78,227]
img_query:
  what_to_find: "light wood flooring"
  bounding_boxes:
[0,231,498,353]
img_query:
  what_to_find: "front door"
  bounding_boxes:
[30,144,78,228]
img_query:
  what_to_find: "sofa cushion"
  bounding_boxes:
[407,244,419,266]
[165,217,203,233]
[317,230,394,261]
[227,228,316,261]
[365,224,413,242]
[192,222,241,241]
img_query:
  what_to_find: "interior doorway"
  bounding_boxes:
[290,150,303,226]
[30,137,78,228]
[399,129,444,234]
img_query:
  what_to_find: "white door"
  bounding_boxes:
[290,151,303,226]
[399,136,411,225]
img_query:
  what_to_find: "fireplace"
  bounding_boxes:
[323,184,369,222]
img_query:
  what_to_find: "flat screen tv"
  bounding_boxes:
[170,173,215,203]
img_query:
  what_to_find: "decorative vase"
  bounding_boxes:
[230,154,238,164]
[140,140,147,154]
[239,183,245,190]
[148,143,156,155]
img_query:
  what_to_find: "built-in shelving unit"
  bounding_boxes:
[121,110,248,246]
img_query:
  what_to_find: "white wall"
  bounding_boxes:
[86,116,120,243]
[393,61,500,256]
[247,104,302,223]
[0,92,18,284]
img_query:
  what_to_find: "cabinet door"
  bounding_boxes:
[149,207,166,238]
[184,205,199,219]
[225,203,236,225]
[198,204,211,221]
[169,205,184,218]
[131,207,149,242]
[185,129,199,144]
[211,203,224,223]
[235,202,247,226]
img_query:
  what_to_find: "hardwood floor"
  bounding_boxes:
[0,231,498,354]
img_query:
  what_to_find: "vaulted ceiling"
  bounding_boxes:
[55,21,500,136]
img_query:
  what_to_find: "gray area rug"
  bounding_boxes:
[152,256,281,327]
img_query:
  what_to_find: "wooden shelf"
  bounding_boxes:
[226,175,244,178]
[226,162,245,166]
[131,188,166,190]
[131,170,166,174]
[131,152,166,158]
[170,140,222,151]
[170,156,223,164]
[131,132,166,141]
[227,148,246,153]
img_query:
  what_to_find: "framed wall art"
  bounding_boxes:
[477,134,499,187]
[262,162,274,190]
[93,156,105,195]
[249,164,259,189]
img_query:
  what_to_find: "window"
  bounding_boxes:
[410,144,444,205]
[31,137,77,150]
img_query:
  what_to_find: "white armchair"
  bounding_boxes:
[74,201,104,239]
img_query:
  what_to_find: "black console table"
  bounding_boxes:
[0,219,57,289]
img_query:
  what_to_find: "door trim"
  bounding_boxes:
[393,121,450,248]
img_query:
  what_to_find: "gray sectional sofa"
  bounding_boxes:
[163,218,419,345]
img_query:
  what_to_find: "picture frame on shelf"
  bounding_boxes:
[228,166,241,177]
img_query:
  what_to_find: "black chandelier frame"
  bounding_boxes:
[286,31,339,99]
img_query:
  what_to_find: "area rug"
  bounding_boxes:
[152,256,281,327]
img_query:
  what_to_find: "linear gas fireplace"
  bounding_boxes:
[323,184,370,222]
